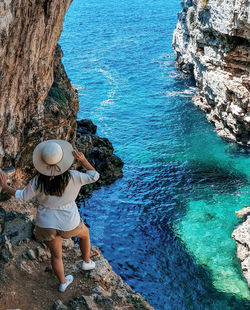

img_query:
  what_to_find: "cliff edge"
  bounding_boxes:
[172,0,250,145]
[0,1,149,309]
[0,199,153,310]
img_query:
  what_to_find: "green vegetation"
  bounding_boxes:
[126,296,145,308]
[48,82,68,107]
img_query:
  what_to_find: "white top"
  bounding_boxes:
[15,170,100,231]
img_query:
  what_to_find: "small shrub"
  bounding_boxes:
[126,296,144,308]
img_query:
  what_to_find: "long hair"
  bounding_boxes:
[35,171,71,197]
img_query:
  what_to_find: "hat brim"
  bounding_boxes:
[33,140,74,176]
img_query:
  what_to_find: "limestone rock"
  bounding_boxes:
[75,119,124,198]
[62,238,75,249]
[19,260,34,275]
[242,256,250,285]
[26,249,37,260]
[232,212,250,287]
[0,208,35,263]
[237,243,249,262]
[43,44,78,144]
[235,206,250,218]
[2,211,34,245]
[0,0,73,173]
[67,296,89,310]
[0,235,13,262]
[172,0,250,145]
[53,299,68,310]
[93,285,112,298]
[36,246,51,261]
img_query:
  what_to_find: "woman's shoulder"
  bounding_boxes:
[29,175,38,186]
[69,169,81,175]
[69,170,84,179]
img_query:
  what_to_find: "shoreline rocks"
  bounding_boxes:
[172,0,250,145]
[232,206,250,287]
[75,119,124,198]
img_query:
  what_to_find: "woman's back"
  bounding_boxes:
[15,170,99,208]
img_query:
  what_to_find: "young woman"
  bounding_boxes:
[0,139,100,292]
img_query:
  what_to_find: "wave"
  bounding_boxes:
[164,87,197,98]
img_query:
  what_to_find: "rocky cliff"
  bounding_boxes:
[0,2,140,309]
[0,0,73,172]
[172,0,250,145]
[0,0,123,188]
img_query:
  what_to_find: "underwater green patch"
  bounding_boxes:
[174,186,250,301]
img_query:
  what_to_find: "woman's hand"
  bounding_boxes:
[72,150,86,162]
[72,151,96,171]
[0,171,16,196]
[0,171,7,187]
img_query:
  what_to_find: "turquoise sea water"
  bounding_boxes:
[59,0,250,309]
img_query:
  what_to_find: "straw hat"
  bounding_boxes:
[33,140,74,176]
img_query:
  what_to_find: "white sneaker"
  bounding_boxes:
[59,274,74,292]
[82,259,96,271]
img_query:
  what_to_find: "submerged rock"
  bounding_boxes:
[172,0,250,145]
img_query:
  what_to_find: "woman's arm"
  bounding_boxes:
[72,151,96,171]
[0,171,16,196]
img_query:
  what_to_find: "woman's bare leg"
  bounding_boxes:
[46,236,66,284]
[75,223,91,263]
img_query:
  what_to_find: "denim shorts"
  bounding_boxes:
[34,220,85,241]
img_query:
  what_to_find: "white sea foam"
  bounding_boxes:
[165,87,197,98]
[72,84,86,91]
[96,68,119,106]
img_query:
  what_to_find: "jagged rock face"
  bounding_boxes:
[43,45,78,144]
[75,119,124,198]
[0,0,123,191]
[13,44,79,182]
[172,0,250,145]
[0,0,73,171]
[232,206,250,287]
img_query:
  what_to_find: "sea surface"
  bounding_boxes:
[59,1,250,309]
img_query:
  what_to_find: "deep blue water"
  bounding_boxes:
[59,1,250,309]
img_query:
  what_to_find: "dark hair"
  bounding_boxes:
[35,171,71,196]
